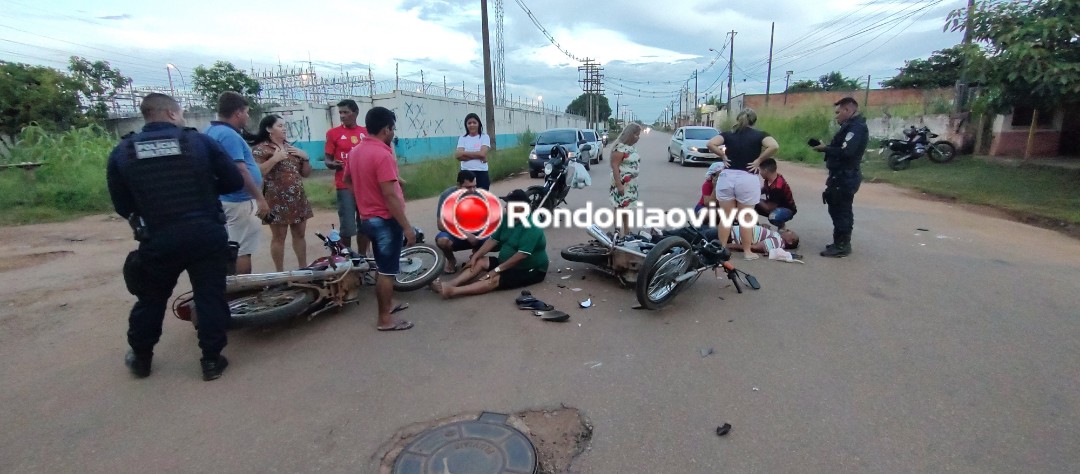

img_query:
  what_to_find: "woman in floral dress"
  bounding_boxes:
[251,114,314,272]
[609,122,643,236]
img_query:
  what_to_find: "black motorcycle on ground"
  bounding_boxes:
[881,125,957,171]
[525,144,592,211]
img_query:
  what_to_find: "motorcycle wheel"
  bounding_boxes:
[228,287,316,328]
[927,141,957,163]
[561,244,611,266]
[635,236,695,310]
[393,245,445,291]
[887,152,910,171]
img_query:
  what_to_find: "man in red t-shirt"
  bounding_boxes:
[345,107,416,332]
[755,158,797,229]
[324,99,368,253]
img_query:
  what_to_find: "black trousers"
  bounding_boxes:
[471,170,491,190]
[125,220,230,359]
[825,169,862,234]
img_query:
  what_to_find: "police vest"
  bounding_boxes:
[121,127,220,227]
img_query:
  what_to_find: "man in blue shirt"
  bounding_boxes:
[205,91,269,274]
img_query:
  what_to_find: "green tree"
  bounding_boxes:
[67,56,132,121]
[191,61,261,110]
[786,71,862,92]
[0,61,86,144]
[565,93,611,121]
[881,46,975,89]
[946,0,1080,160]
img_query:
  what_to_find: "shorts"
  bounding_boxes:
[221,199,262,256]
[715,170,761,206]
[435,231,488,251]
[361,216,403,276]
[336,189,360,238]
[488,256,546,290]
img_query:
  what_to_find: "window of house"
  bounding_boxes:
[1010,106,1055,129]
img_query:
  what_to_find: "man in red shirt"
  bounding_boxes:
[345,107,417,332]
[324,99,368,254]
[755,158,797,229]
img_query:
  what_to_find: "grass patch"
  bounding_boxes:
[862,155,1080,225]
[0,125,117,225]
[303,145,531,210]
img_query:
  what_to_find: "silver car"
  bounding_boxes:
[668,126,721,166]
[580,129,603,164]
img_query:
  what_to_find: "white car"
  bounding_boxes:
[668,126,721,166]
[580,129,603,164]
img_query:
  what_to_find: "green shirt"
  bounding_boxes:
[491,214,548,272]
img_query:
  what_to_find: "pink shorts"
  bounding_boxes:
[715,169,761,205]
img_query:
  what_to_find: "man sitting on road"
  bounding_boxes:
[435,170,489,274]
[755,158,797,229]
[430,189,548,299]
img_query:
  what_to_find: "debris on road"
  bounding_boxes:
[571,288,582,292]
[579,298,592,308]
[917,228,929,232]
[561,276,571,280]
[752,387,759,391]
[716,423,732,436]
[700,347,715,358]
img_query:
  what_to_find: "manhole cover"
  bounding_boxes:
[392,412,537,474]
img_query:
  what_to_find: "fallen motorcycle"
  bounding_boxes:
[171,227,444,329]
[561,225,759,309]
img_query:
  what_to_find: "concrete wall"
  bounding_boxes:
[105,91,586,168]
[988,110,1065,157]
[742,87,954,111]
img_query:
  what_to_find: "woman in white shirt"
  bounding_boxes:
[455,113,492,190]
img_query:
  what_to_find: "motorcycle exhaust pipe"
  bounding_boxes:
[586,225,614,248]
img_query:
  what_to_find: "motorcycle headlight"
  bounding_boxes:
[544,162,553,175]
[529,152,537,160]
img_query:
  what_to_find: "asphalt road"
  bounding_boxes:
[1,129,1078,473]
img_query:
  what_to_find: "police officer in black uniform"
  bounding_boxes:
[106,93,244,381]
[812,97,868,258]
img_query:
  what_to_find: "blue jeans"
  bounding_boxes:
[336,189,359,238]
[767,207,795,227]
[435,231,488,251]
[360,217,403,275]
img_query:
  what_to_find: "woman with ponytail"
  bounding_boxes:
[705,109,779,259]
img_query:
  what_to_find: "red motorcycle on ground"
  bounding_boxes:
[171,227,444,329]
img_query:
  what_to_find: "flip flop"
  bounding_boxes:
[535,310,570,322]
[377,320,414,331]
[391,303,409,314]
[514,290,535,305]
[518,300,554,311]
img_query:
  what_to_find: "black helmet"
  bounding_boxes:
[549,144,568,160]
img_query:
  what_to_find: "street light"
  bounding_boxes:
[166,63,186,98]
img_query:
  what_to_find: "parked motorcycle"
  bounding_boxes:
[525,144,593,212]
[881,125,957,171]
[561,225,759,309]
[171,227,444,329]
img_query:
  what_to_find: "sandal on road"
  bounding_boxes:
[518,300,554,311]
[377,320,414,331]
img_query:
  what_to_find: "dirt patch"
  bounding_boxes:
[0,251,73,273]
[374,406,593,474]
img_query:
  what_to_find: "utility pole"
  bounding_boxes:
[954,0,976,115]
[727,30,737,104]
[864,75,871,109]
[481,0,497,151]
[614,92,622,129]
[765,22,775,106]
[693,70,699,125]
[784,70,793,106]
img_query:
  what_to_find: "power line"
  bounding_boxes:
[512,0,587,63]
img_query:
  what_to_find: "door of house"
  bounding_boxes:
[1060,106,1080,156]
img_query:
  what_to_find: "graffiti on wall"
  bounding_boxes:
[283,115,311,142]
[402,101,446,137]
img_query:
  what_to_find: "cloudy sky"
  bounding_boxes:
[1,0,967,122]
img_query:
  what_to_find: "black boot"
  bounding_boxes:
[821,232,851,258]
[125,350,152,378]
[201,355,229,381]
[823,231,840,252]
